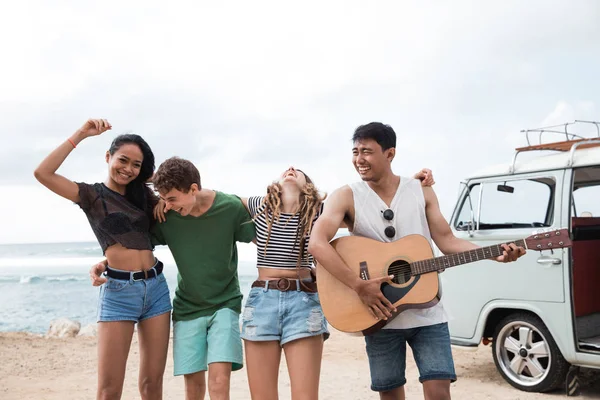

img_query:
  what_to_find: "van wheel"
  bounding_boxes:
[492,313,569,392]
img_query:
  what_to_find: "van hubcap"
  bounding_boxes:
[496,321,551,386]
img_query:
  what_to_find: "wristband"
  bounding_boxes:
[68,138,77,148]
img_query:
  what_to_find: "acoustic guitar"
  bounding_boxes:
[315,229,571,335]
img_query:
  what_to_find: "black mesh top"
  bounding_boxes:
[76,182,153,254]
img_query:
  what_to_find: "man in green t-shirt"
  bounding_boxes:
[152,157,255,400]
[91,156,255,400]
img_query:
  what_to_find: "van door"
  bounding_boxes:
[444,170,564,339]
[570,166,600,353]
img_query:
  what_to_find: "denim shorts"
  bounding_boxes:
[173,308,243,376]
[365,322,456,392]
[97,263,172,323]
[240,283,330,345]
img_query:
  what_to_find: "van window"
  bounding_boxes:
[455,178,555,230]
[572,167,600,217]
[454,184,480,231]
[573,186,600,217]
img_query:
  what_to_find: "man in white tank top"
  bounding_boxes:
[309,122,525,400]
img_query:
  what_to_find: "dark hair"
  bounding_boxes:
[352,122,396,151]
[152,157,201,193]
[108,134,158,222]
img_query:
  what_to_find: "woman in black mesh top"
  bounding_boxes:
[34,119,171,400]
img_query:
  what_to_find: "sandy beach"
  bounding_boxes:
[1,328,599,400]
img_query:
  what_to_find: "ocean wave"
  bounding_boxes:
[13,275,87,284]
[0,242,101,258]
[0,257,102,268]
[19,275,43,284]
[46,276,88,282]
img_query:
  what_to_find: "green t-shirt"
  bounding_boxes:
[152,191,255,321]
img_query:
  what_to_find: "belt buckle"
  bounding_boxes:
[132,270,149,282]
[276,278,291,291]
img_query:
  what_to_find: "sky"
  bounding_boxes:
[1,0,599,250]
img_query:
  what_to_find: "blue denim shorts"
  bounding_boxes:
[97,262,172,323]
[240,282,330,345]
[365,322,456,392]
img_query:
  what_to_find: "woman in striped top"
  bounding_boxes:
[240,166,434,400]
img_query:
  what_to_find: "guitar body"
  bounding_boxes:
[316,234,440,335]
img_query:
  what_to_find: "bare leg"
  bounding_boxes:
[244,340,282,400]
[184,371,206,400]
[283,335,323,400]
[379,386,405,400]
[207,362,233,400]
[422,380,451,400]
[137,312,171,400]
[97,321,135,400]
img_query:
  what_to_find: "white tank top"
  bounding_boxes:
[349,177,447,329]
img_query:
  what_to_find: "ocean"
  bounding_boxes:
[0,241,258,334]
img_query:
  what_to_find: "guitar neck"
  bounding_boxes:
[411,239,527,275]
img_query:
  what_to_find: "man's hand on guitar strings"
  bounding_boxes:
[354,275,397,320]
[495,243,526,263]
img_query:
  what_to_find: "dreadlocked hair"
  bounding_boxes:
[254,170,326,268]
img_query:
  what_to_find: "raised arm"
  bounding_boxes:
[423,186,525,262]
[33,119,112,202]
[308,186,395,320]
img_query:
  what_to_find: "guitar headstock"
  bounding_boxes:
[524,228,572,251]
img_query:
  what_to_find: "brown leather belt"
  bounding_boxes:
[251,278,317,293]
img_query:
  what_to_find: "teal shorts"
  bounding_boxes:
[173,308,243,376]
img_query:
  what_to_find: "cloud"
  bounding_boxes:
[1,1,599,243]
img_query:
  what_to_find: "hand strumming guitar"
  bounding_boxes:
[353,275,397,321]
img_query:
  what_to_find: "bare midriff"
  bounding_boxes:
[257,266,312,280]
[105,244,156,271]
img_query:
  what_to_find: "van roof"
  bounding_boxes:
[467,143,600,179]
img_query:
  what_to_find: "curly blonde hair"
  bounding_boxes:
[254,170,326,268]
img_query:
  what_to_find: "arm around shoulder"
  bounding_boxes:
[235,197,256,243]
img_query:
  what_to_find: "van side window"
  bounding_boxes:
[572,167,600,217]
[455,178,555,230]
[573,186,600,217]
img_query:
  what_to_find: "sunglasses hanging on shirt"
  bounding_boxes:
[381,208,396,238]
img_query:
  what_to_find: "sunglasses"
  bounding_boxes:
[382,209,396,238]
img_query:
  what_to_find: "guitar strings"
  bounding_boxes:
[386,245,509,276]
[387,264,413,280]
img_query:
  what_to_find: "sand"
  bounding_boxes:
[1,328,599,399]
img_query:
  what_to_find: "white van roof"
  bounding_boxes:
[467,142,600,179]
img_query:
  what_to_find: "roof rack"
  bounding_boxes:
[508,120,600,173]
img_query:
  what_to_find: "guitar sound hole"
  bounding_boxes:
[389,260,412,284]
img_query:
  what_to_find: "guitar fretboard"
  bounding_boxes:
[411,239,526,275]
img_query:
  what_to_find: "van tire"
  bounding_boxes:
[491,312,569,392]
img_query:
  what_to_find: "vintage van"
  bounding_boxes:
[442,121,600,395]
